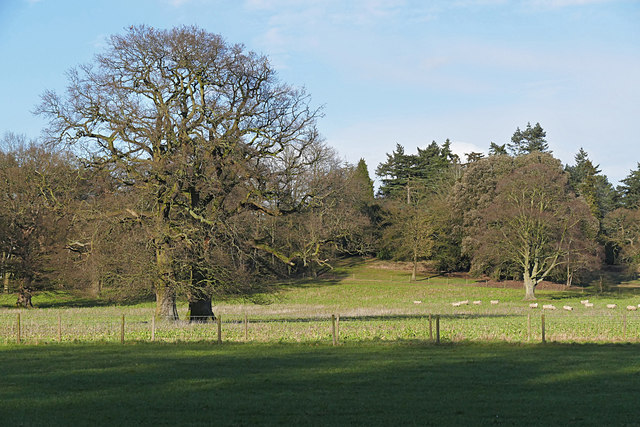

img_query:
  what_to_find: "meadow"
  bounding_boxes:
[2,259,640,345]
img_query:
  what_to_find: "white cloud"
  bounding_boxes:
[450,141,487,160]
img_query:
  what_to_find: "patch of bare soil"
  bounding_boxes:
[472,279,576,291]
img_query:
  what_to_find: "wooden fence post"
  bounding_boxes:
[527,314,531,342]
[331,314,337,346]
[58,314,62,343]
[16,313,21,344]
[217,315,222,344]
[428,314,433,341]
[120,314,125,344]
[336,314,340,343]
[541,314,546,344]
[623,312,627,340]
[436,315,440,344]
[151,316,155,342]
[244,312,248,342]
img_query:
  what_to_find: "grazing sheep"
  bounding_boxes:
[473,300,482,305]
[580,300,589,305]
[606,304,617,309]
[543,304,556,310]
[490,300,499,305]
[413,301,422,304]
[460,300,469,305]
[451,302,461,307]
[627,305,637,311]
[584,302,594,308]
[529,303,539,308]
[563,306,573,311]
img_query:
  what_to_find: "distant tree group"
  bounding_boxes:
[373,123,639,299]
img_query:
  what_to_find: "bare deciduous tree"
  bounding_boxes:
[460,153,599,299]
[37,26,322,320]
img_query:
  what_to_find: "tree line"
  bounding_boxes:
[2,26,640,317]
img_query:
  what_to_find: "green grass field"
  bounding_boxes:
[3,260,640,425]
[2,259,640,344]
[2,342,640,425]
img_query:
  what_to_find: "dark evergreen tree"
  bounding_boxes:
[375,144,413,199]
[354,158,374,202]
[465,152,485,163]
[507,122,549,156]
[488,142,508,156]
[617,163,640,209]
[566,148,616,220]
[376,141,458,201]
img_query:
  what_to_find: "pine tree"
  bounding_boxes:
[618,164,640,209]
[353,158,374,201]
[488,142,507,156]
[566,148,616,220]
[507,122,549,156]
[375,144,413,199]
[376,141,455,200]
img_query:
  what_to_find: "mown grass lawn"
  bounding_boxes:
[1,341,640,426]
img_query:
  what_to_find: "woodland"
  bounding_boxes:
[2,26,640,319]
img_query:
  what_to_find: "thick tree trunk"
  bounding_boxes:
[16,282,34,308]
[155,285,178,320]
[188,296,215,323]
[3,273,9,293]
[523,276,536,300]
[187,266,215,323]
[155,241,178,321]
[92,278,102,298]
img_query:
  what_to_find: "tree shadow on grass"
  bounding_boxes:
[544,285,640,301]
[2,342,640,425]
[0,291,154,309]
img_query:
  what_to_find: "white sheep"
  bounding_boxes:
[627,305,637,311]
[490,300,499,305]
[563,306,573,311]
[451,302,461,307]
[473,300,482,305]
[606,304,617,309]
[581,300,589,305]
[543,304,556,310]
[413,301,422,304]
[584,302,594,308]
[529,303,539,308]
[460,300,469,305]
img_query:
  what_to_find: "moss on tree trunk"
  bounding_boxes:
[155,241,178,321]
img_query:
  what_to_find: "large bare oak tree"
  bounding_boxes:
[37,26,322,320]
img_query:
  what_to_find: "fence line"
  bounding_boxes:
[3,311,640,345]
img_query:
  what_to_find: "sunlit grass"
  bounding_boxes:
[3,259,640,344]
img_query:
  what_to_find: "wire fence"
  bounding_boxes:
[2,310,640,345]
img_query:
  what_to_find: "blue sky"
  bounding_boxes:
[1,0,639,184]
